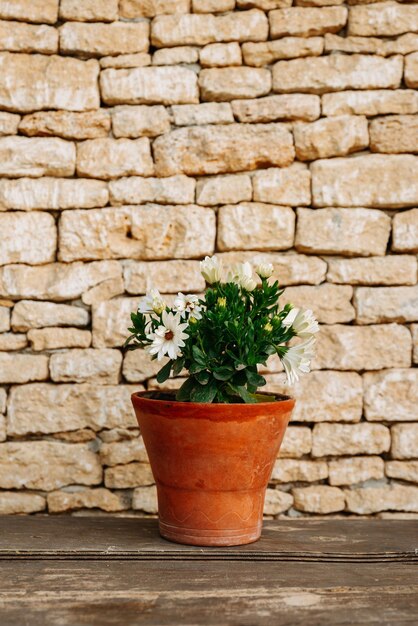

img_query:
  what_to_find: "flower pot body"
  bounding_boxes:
[131,392,294,547]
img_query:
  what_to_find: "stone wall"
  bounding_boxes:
[0,0,417,518]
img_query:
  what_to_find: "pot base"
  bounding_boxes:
[159,519,262,547]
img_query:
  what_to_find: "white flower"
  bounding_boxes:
[138,288,166,315]
[147,311,188,361]
[281,336,316,385]
[256,263,274,279]
[174,293,203,320]
[282,307,319,338]
[229,261,257,291]
[200,255,222,284]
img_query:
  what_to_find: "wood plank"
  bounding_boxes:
[0,560,416,625]
[0,517,417,562]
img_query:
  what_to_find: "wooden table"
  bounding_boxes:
[0,517,417,625]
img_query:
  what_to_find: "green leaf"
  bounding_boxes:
[189,362,206,374]
[192,345,206,366]
[190,379,218,403]
[176,377,195,402]
[196,370,210,385]
[172,357,185,376]
[245,369,266,388]
[229,384,259,404]
[213,366,234,381]
[156,360,172,383]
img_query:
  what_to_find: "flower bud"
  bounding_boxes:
[256,263,274,279]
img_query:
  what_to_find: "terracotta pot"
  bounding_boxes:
[131,391,295,547]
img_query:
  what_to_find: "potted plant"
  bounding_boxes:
[127,256,318,546]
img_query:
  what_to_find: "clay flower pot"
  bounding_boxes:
[131,391,295,547]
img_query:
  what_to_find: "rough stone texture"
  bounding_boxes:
[109,176,195,206]
[19,111,110,140]
[0,111,20,135]
[12,301,88,332]
[0,137,75,178]
[59,22,149,58]
[313,324,412,371]
[252,164,311,206]
[76,138,153,180]
[280,426,312,458]
[92,298,138,348]
[296,208,391,257]
[329,457,385,487]
[217,203,295,251]
[104,463,154,488]
[0,178,108,211]
[312,423,391,457]
[405,52,418,89]
[364,369,418,423]
[119,0,190,18]
[152,46,199,66]
[50,349,122,384]
[0,53,99,112]
[322,90,418,117]
[264,488,294,514]
[348,3,418,37]
[153,124,295,175]
[271,459,328,483]
[324,33,418,57]
[196,174,252,205]
[281,284,354,324]
[172,103,234,126]
[386,461,418,484]
[132,485,157,513]
[111,105,170,138]
[391,424,418,460]
[0,1,58,23]
[199,67,271,101]
[59,0,119,22]
[59,205,215,262]
[345,485,418,515]
[242,37,323,66]
[100,438,148,466]
[200,42,242,67]
[28,328,92,352]
[100,67,199,105]
[354,287,418,324]
[7,383,137,435]
[48,488,128,513]
[0,388,6,413]
[123,260,205,295]
[0,306,10,333]
[272,55,403,94]
[0,333,27,351]
[292,486,345,513]
[0,491,46,514]
[392,209,418,253]
[100,53,151,69]
[311,155,418,208]
[294,115,369,161]
[370,115,418,154]
[0,441,102,490]
[0,20,58,54]
[232,94,320,123]
[327,256,418,286]
[413,325,418,366]
[270,7,348,38]
[0,353,48,384]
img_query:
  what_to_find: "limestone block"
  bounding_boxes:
[292,486,345,513]
[392,209,418,253]
[199,67,271,101]
[100,53,151,69]
[296,208,391,256]
[153,124,295,176]
[59,205,215,262]
[219,251,327,285]
[48,488,129,513]
[11,301,88,332]
[0,136,75,178]
[294,115,369,160]
[119,0,190,18]
[59,0,119,22]
[152,47,199,65]
[311,155,418,208]
[193,0,235,11]
[348,3,418,36]
[312,423,390,457]
[0,388,5,413]
[104,462,154,488]
[271,459,328,483]
[217,203,295,251]
[345,485,418,515]
[242,37,323,66]
[172,103,234,126]
[0,333,27,351]
[282,284,354,324]
[386,461,418,483]
[280,426,312,458]
[50,349,122,384]
[100,66,199,105]
[0,261,122,301]
[364,369,418,423]
[60,22,149,57]
[232,94,320,122]
[252,164,311,205]
[19,111,110,140]
[100,438,148,466]
[391,424,418,460]
[0,492,46,514]
[0,112,19,135]
[109,176,195,206]
[122,350,166,383]
[92,298,139,348]
[412,325,418,365]
[324,32,418,57]
[354,287,418,324]
[28,328,92,352]
[200,43,242,67]
[112,105,170,138]
[0,0,58,24]
[7,383,138,435]
[76,138,153,180]
[327,256,418,286]
[237,1,292,8]
[82,277,125,306]
[329,457,384,486]
[0,177,108,210]
[322,90,418,117]
[196,175,252,205]
[0,307,9,332]
[123,260,205,294]
[272,55,403,94]
[370,115,418,154]
[132,485,157,513]
[0,53,100,112]
[405,52,418,89]
[270,6,347,38]
[0,212,56,266]
[0,20,58,54]
[0,353,48,384]
[0,441,102,490]
[264,488,293,514]
[313,324,412,371]
[151,10,268,47]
